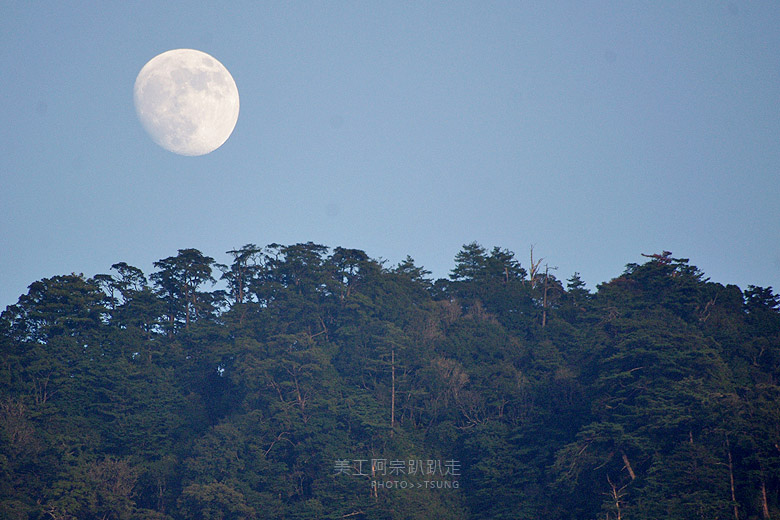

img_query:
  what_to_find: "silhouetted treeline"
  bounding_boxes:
[1,243,779,519]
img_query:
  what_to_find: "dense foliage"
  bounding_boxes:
[1,243,779,520]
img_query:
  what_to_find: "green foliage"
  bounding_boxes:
[1,245,779,519]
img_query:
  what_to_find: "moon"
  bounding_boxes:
[133,49,239,156]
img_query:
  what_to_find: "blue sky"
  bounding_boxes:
[1,1,779,308]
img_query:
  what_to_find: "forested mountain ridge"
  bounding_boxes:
[1,243,779,520]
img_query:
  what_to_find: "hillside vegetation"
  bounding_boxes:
[1,243,779,520]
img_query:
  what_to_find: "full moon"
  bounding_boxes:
[133,49,239,156]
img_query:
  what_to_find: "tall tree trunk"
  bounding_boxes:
[390,348,396,436]
[621,451,636,481]
[371,460,378,499]
[185,287,191,328]
[761,477,770,519]
[542,267,549,328]
[168,312,175,337]
[607,475,625,520]
[528,246,542,287]
[726,435,739,520]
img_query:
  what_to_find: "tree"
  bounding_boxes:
[1,274,107,344]
[744,285,780,336]
[450,243,525,285]
[151,248,218,333]
[220,244,264,306]
[178,482,256,520]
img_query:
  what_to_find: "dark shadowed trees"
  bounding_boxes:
[2,245,780,519]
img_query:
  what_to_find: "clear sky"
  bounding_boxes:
[1,1,779,309]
